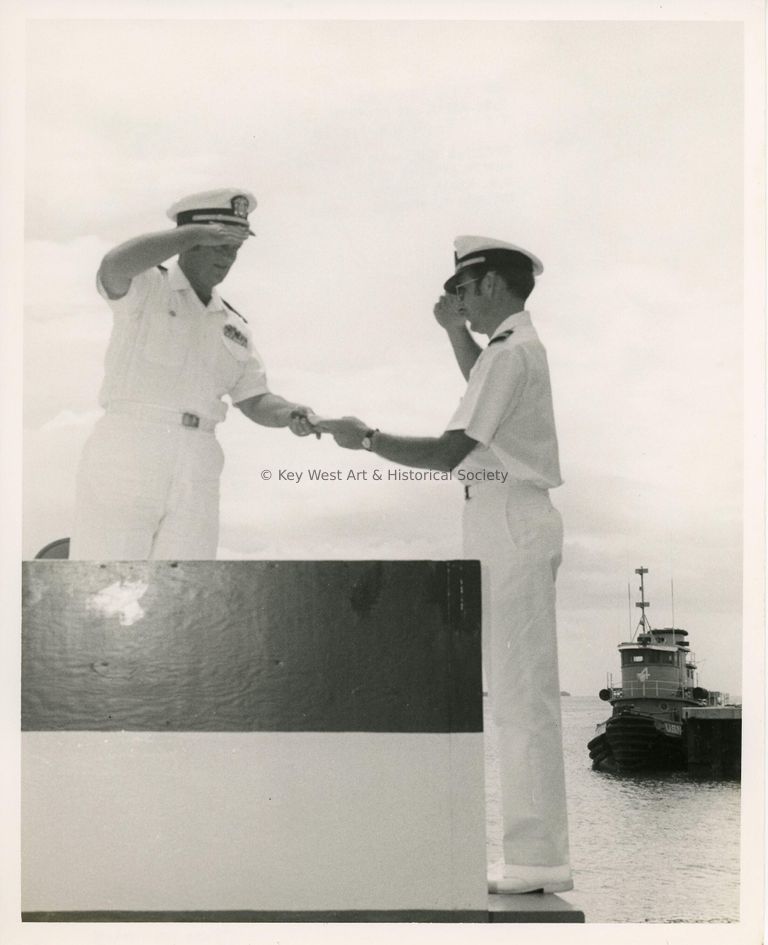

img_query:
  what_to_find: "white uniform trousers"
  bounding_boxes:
[70,413,225,560]
[463,478,570,871]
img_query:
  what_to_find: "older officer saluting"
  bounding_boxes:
[321,236,572,895]
[70,188,317,560]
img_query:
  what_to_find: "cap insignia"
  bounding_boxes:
[231,195,249,218]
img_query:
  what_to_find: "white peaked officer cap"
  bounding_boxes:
[444,235,544,293]
[166,188,257,235]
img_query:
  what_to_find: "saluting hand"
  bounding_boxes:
[433,293,466,330]
[187,223,251,249]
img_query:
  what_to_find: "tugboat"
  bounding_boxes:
[587,567,718,774]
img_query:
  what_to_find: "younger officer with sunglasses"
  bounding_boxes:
[321,236,571,895]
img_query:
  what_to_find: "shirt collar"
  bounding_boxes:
[168,262,225,312]
[489,309,531,342]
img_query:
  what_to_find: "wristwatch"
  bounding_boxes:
[361,428,379,451]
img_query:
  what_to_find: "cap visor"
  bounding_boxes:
[443,272,461,294]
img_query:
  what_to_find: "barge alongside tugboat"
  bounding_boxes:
[587,567,740,778]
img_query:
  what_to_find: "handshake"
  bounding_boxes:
[284,293,465,448]
[289,409,373,450]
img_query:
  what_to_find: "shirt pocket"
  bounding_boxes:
[142,310,194,365]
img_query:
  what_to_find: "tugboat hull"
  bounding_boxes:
[588,713,685,773]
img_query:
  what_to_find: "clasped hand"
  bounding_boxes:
[288,406,321,438]
[315,417,369,449]
[286,407,368,446]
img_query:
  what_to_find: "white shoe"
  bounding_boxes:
[488,864,573,895]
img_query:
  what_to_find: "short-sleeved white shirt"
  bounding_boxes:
[445,310,562,488]
[96,262,270,423]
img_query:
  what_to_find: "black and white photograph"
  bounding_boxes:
[1,1,764,943]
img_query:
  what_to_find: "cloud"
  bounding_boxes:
[23,423,88,557]
[25,236,109,319]
[40,408,103,432]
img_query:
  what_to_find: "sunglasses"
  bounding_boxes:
[454,277,480,300]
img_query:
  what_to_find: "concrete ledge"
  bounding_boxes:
[23,897,586,923]
[489,893,585,923]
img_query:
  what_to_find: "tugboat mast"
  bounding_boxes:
[633,566,652,639]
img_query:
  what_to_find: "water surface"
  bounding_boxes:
[485,695,741,922]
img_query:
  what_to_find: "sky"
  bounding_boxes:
[13,10,761,707]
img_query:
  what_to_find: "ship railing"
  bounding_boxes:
[618,682,692,699]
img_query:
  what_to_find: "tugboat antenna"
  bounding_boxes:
[671,578,675,626]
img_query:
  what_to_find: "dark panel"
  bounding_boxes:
[22,561,482,733]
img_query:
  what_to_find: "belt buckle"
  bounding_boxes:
[182,412,200,429]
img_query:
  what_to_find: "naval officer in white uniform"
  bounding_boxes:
[320,236,572,895]
[70,188,317,560]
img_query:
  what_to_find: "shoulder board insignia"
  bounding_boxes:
[223,299,248,324]
[156,264,168,273]
[488,329,514,346]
